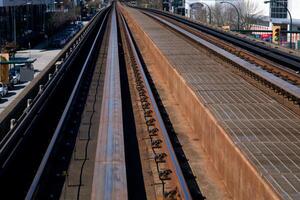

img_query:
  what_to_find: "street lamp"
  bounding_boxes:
[264,0,293,48]
[199,2,212,24]
[220,1,240,31]
[26,1,32,44]
[39,0,47,32]
[25,2,32,24]
[188,2,212,24]
[13,7,16,45]
[12,1,31,46]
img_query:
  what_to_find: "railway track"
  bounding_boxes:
[91,5,200,199]
[5,3,300,200]
[0,3,200,199]
[119,10,196,199]
[139,8,300,78]
[0,6,111,199]
[130,7,300,109]
[26,9,110,200]
[154,13,300,85]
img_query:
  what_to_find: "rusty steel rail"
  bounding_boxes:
[120,12,192,200]
[142,12,300,106]
[91,7,128,200]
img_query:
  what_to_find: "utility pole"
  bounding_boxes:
[220,1,240,31]
[13,6,17,45]
[199,2,212,24]
[264,0,293,48]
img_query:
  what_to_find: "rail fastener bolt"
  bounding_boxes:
[10,118,16,130]
[151,139,162,148]
[159,169,172,180]
[27,99,32,108]
[39,85,44,94]
[155,152,167,163]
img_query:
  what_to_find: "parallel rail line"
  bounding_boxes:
[156,14,300,85]
[137,9,300,107]
[140,8,300,74]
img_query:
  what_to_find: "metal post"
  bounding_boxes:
[199,2,211,24]
[264,0,293,48]
[10,119,16,130]
[220,1,240,30]
[42,3,45,32]
[13,7,17,45]
[287,9,293,48]
[188,2,211,24]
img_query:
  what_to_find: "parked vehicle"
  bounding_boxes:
[75,21,84,29]
[50,37,67,48]
[0,82,8,97]
[49,22,83,48]
[9,68,21,85]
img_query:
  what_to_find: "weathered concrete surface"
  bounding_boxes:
[118,5,300,200]
[147,60,233,199]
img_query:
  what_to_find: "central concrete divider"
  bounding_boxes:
[119,4,281,200]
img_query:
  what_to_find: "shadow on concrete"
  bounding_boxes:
[5,92,17,98]
[0,98,8,104]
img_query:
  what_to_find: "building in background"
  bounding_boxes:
[185,0,214,19]
[267,0,300,47]
[172,0,185,15]
[0,0,53,49]
[189,3,206,21]
[268,0,300,28]
[162,0,170,11]
[0,0,78,50]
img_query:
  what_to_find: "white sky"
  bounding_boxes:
[252,0,269,16]
[185,0,270,16]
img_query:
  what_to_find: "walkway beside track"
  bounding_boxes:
[122,6,300,200]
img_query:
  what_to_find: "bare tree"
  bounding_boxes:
[211,3,224,26]
[47,11,77,35]
[237,0,263,29]
[211,0,263,29]
[190,3,207,23]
